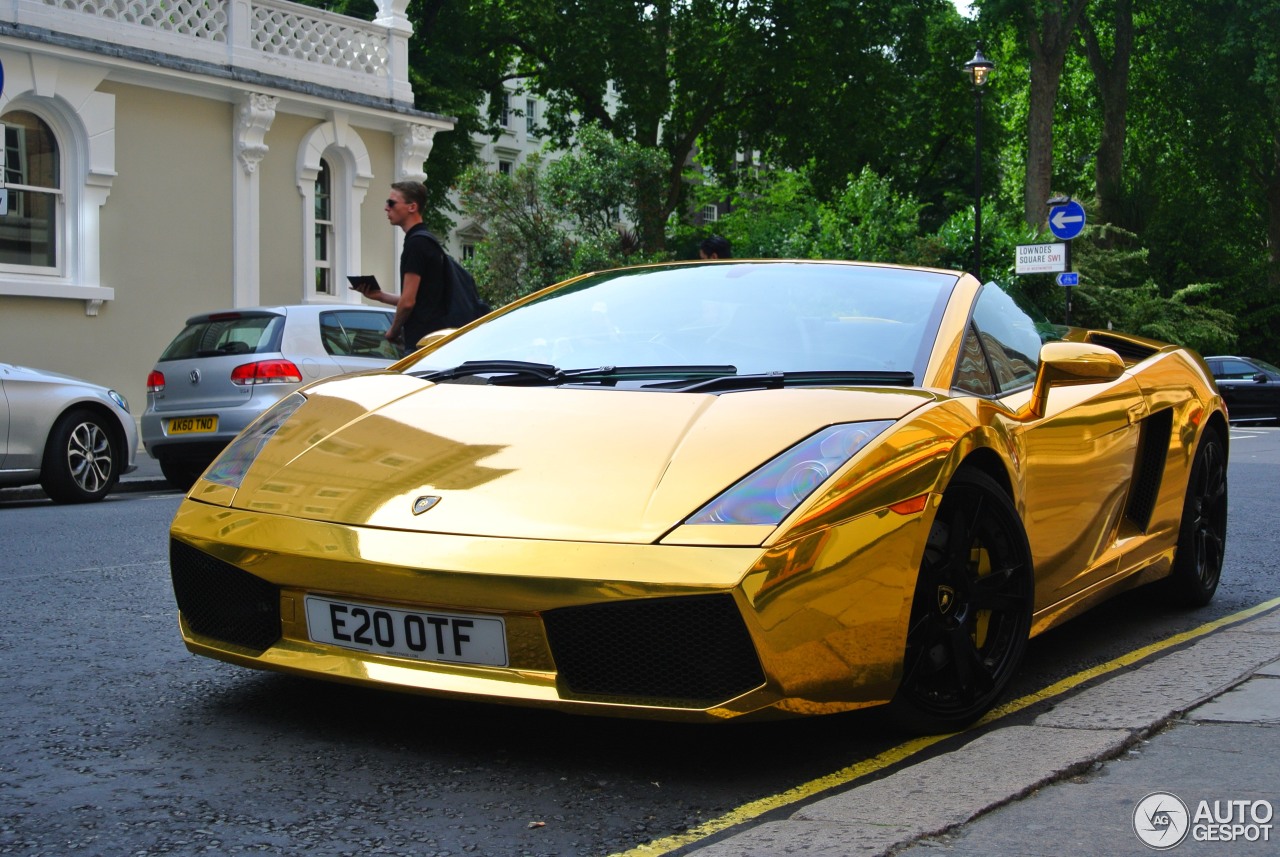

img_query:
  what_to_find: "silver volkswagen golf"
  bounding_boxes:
[142,305,398,488]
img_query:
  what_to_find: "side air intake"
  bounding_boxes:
[170,539,281,653]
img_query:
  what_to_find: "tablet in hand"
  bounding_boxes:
[348,275,380,293]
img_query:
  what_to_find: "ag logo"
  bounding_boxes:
[1134,791,1189,849]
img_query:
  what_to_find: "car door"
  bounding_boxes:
[1210,358,1271,421]
[319,310,400,374]
[964,287,1143,609]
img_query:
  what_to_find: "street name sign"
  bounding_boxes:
[1016,243,1067,274]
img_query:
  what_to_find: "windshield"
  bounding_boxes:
[160,313,284,360]
[402,262,957,382]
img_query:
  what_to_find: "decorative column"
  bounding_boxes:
[233,93,278,307]
[373,0,415,104]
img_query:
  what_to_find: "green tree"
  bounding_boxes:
[979,0,1089,227]
[543,124,668,241]
[459,128,672,303]
[1122,0,1280,357]
[467,0,973,250]
[458,156,573,307]
[1078,0,1133,228]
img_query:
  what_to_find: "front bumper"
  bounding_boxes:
[169,495,927,721]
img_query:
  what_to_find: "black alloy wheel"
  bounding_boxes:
[40,408,119,503]
[890,468,1033,734]
[1163,427,1228,607]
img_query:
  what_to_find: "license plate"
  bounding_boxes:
[304,596,508,667]
[168,415,217,434]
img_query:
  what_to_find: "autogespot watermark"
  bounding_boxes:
[1134,791,1274,849]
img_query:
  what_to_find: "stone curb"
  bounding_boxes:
[688,608,1280,856]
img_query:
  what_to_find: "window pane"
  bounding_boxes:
[159,315,283,360]
[0,188,57,266]
[407,262,953,379]
[314,158,333,294]
[315,159,331,220]
[1220,360,1258,378]
[314,224,329,262]
[4,111,59,188]
[953,323,997,396]
[0,111,60,268]
[971,284,1042,393]
[322,311,398,358]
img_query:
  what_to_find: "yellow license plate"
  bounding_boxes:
[168,416,218,434]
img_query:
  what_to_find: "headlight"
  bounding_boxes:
[202,392,308,489]
[686,421,894,525]
[107,389,129,413]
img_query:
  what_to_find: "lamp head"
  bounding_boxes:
[965,44,995,88]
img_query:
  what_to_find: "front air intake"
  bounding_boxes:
[170,539,281,653]
[543,593,765,707]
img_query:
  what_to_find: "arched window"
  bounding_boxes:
[1,110,60,269]
[314,158,334,295]
[297,118,373,303]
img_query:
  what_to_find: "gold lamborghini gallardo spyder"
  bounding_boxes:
[169,261,1228,732]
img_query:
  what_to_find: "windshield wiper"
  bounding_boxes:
[649,370,916,393]
[413,360,562,384]
[560,364,738,383]
[413,361,739,386]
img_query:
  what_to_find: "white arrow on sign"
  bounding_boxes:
[1050,209,1084,231]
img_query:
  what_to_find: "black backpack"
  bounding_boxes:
[411,227,492,327]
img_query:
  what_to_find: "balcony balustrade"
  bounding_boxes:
[4,0,413,104]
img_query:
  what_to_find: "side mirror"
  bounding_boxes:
[1254,372,1268,384]
[1021,341,1126,419]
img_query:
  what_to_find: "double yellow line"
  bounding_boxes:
[610,595,1280,856]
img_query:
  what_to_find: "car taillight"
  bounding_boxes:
[146,370,165,393]
[230,360,303,386]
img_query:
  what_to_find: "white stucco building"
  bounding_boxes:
[0,0,453,423]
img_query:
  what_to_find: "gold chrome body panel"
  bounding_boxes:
[169,262,1228,721]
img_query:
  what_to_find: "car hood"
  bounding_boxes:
[207,372,937,542]
[0,362,107,391]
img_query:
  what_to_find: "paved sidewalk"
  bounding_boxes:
[688,607,1280,856]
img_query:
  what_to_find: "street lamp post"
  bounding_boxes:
[964,43,994,282]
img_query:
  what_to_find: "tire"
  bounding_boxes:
[40,408,119,504]
[889,468,1034,734]
[159,456,207,491]
[1162,427,1228,607]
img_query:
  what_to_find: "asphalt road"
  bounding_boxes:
[1,427,1275,856]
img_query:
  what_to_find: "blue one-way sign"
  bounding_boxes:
[1048,199,1087,241]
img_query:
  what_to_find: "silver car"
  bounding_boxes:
[0,362,138,503]
[142,305,398,488]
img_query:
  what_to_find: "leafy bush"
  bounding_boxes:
[459,125,671,304]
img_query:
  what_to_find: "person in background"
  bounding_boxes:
[699,235,732,260]
[356,181,446,355]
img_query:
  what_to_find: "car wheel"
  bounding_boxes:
[40,408,119,504]
[159,457,207,491]
[890,468,1033,734]
[1162,427,1228,607]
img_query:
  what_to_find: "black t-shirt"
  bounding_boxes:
[400,225,447,348]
